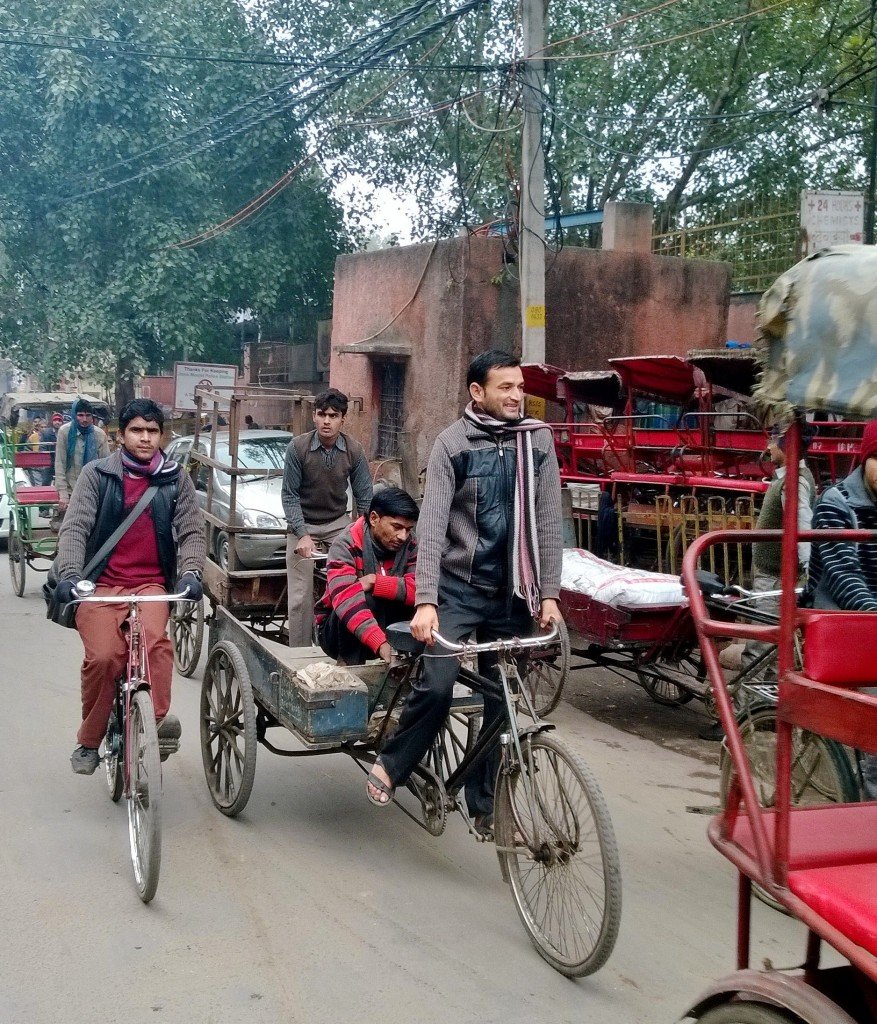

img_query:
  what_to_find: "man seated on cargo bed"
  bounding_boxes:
[315,487,418,666]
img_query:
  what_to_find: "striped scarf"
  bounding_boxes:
[463,401,548,616]
[120,447,176,478]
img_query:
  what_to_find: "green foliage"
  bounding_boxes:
[0,0,345,396]
[249,0,874,234]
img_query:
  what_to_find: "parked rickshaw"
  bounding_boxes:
[680,244,877,1023]
[0,426,58,596]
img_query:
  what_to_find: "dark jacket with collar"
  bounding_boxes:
[414,415,562,606]
[808,465,877,611]
[56,450,206,589]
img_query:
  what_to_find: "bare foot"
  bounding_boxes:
[366,761,394,805]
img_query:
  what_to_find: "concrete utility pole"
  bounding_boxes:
[520,0,546,362]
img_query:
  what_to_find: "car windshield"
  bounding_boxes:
[215,437,288,481]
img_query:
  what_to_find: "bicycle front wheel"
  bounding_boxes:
[127,690,162,903]
[494,732,622,977]
[8,521,26,597]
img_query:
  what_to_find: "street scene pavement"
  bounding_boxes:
[1,572,831,1024]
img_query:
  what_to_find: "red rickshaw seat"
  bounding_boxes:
[14,451,51,469]
[801,610,877,686]
[729,803,877,870]
[788,862,877,957]
[14,486,59,505]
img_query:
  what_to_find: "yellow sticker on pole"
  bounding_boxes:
[525,304,546,329]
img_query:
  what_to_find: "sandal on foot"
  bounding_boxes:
[473,813,495,839]
[366,769,395,807]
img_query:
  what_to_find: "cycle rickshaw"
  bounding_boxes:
[680,244,877,1023]
[0,425,59,597]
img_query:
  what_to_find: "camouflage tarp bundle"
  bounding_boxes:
[756,245,877,419]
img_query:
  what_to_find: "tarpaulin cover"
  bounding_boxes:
[756,245,877,419]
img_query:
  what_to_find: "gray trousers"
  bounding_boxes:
[286,513,349,647]
[742,573,781,678]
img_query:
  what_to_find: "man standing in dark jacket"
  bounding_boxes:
[55,399,206,775]
[365,351,563,830]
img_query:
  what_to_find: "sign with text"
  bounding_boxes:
[800,189,864,254]
[173,362,237,413]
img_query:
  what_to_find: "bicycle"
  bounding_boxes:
[370,623,623,977]
[73,581,194,903]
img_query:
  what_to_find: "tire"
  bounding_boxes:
[214,532,229,572]
[126,690,162,904]
[104,710,123,803]
[200,640,257,817]
[172,598,204,677]
[495,732,622,977]
[8,521,25,597]
[635,654,699,707]
[720,702,859,914]
[520,619,571,717]
[696,1002,800,1023]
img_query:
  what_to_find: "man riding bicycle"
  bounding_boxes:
[55,399,206,775]
[366,350,563,831]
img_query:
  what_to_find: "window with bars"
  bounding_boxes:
[375,361,406,458]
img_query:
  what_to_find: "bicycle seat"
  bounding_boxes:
[386,622,425,656]
[692,569,726,598]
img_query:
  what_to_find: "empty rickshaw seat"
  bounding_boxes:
[801,610,877,686]
[789,861,877,957]
[730,803,877,871]
[13,486,59,505]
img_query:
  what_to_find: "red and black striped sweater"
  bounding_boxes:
[315,516,417,655]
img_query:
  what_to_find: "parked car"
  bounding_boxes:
[0,468,50,543]
[166,430,291,570]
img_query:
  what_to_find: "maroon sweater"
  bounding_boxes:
[97,474,164,588]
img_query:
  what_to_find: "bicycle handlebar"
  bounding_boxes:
[430,624,559,655]
[72,587,196,605]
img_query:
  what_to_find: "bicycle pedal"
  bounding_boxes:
[158,738,180,762]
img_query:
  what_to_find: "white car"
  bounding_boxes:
[0,468,51,543]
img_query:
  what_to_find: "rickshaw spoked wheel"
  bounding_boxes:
[520,618,571,717]
[695,1002,801,1023]
[8,520,26,597]
[200,640,257,817]
[635,654,699,707]
[172,598,205,677]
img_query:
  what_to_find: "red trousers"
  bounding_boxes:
[75,583,173,749]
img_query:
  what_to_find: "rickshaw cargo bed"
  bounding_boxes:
[209,607,369,744]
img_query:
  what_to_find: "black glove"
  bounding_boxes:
[56,577,82,604]
[177,571,203,602]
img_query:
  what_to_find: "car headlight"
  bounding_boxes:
[242,510,283,530]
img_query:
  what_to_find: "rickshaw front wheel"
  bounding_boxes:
[8,522,26,597]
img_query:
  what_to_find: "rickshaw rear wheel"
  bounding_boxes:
[8,522,26,597]
[172,598,204,677]
[520,619,571,717]
[495,733,622,977]
[635,654,699,707]
[201,641,257,817]
[696,1002,800,1023]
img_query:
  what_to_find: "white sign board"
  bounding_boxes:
[800,189,864,254]
[173,362,237,413]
